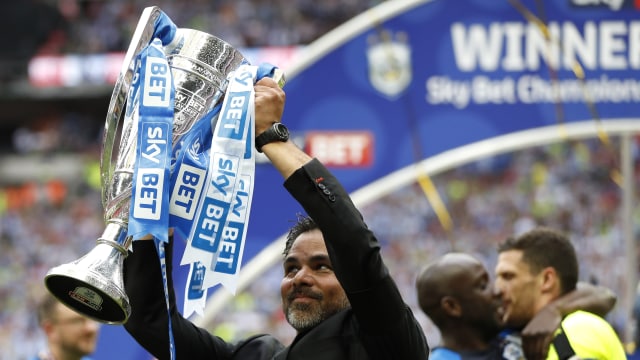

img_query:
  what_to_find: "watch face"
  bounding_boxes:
[274,123,289,139]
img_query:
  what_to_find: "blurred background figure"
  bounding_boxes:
[31,292,100,360]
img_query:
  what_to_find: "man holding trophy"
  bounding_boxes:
[123,77,429,360]
[43,6,429,360]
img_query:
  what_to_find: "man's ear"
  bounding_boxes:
[540,266,558,294]
[42,319,55,337]
[441,296,462,317]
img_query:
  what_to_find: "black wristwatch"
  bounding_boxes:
[255,123,289,152]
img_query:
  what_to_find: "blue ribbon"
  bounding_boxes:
[127,11,178,358]
[179,63,280,316]
[153,11,177,46]
[128,39,174,242]
[169,63,278,241]
[168,105,219,241]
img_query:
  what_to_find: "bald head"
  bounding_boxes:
[416,252,502,342]
[416,253,485,313]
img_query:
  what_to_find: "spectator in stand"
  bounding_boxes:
[31,292,100,360]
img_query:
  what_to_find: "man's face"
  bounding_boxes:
[494,249,540,329]
[453,257,504,338]
[47,303,99,357]
[280,229,350,332]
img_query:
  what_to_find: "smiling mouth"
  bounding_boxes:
[289,291,320,302]
[292,296,314,303]
[293,293,317,300]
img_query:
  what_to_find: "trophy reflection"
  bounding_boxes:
[44,6,246,324]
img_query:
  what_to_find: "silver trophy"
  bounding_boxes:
[44,6,247,324]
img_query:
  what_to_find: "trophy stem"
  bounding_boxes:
[44,220,132,324]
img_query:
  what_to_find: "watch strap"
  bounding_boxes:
[255,123,289,152]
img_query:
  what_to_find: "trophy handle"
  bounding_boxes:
[100,6,166,209]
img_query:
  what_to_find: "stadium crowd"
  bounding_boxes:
[0,179,104,358]
[0,134,637,358]
[51,0,371,52]
[3,0,374,82]
[3,0,372,59]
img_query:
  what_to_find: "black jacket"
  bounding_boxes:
[124,159,429,359]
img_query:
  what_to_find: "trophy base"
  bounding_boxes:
[45,262,131,325]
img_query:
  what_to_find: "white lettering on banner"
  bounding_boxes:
[191,198,228,252]
[189,153,240,253]
[199,202,225,246]
[426,76,471,109]
[517,74,640,103]
[141,126,167,164]
[306,132,373,167]
[231,179,249,217]
[232,70,253,86]
[187,263,206,299]
[223,95,246,134]
[143,59,171,107]
[169,164,206,219]
[212,177,250,275]
[133,168,164,220]
[425,74,640,108]
[210,154,238,199]
[217,91,251,141]
[450,20,640,72]
[571,0,625,11]
[472,76,517,104]
[214,222,241,271]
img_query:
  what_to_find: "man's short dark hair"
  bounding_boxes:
[498,227,578,294]
[283,214,319,257]
[37,292,60,324]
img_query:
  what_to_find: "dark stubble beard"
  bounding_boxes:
[286,297,350,333]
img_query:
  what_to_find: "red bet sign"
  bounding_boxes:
[305,132,374,167]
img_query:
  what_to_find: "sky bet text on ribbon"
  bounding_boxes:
[180,65,259,314]
[129,39,174,242]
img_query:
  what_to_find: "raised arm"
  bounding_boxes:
[254,78,309,179]
[257,78,429,359]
